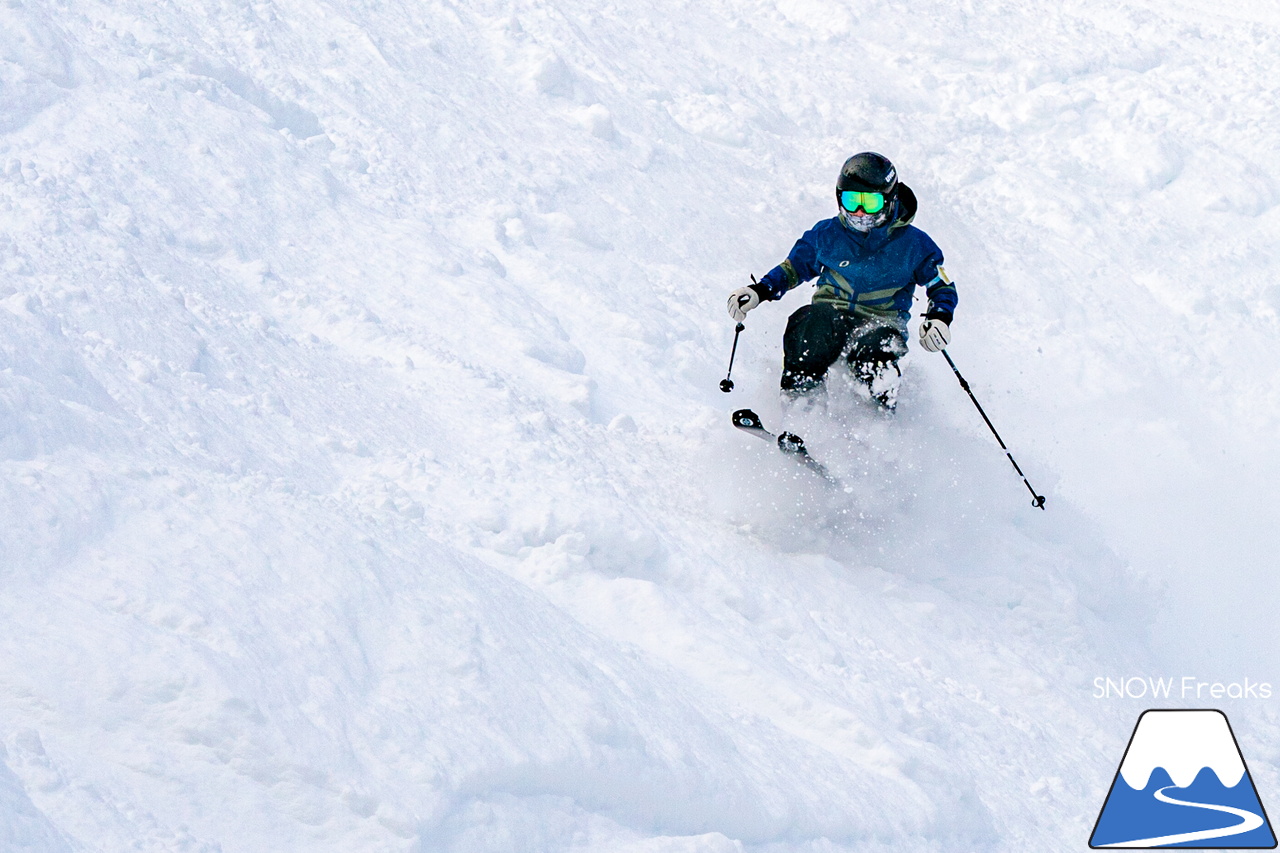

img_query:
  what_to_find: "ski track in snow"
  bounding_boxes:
[0,0,1278,850]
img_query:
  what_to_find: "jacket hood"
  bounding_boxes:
[891,183,918,228]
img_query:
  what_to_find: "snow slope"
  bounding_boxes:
[1,0,1278,850]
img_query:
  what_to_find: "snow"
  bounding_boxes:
[0,0,1278,850]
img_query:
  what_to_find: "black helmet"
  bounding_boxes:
[837,152,898,196]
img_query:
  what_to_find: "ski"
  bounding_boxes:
[731,409,834,483]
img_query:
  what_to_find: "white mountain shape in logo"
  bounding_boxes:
[1119,710,1245,790]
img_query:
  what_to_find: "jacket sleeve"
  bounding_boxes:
[756,226,822,300]
[914,250,957,324]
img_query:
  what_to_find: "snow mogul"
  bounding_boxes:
[726,152,956,408]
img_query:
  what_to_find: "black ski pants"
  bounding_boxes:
[780,303,907,391]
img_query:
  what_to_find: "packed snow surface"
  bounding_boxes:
[1,0,1278,850]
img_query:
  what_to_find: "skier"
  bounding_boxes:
[727,152,956,408]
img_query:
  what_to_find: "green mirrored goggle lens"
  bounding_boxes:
[840,190,885,214]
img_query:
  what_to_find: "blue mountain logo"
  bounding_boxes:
[1091,709,1276,848]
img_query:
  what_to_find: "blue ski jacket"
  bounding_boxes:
[757,187,957,328]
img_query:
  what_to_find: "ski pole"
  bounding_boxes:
[941,349,1046,510]
[721,322,744,392]
[721,276,760,393]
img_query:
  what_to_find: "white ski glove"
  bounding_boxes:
[727,286,761,322]
[918,318,951,353]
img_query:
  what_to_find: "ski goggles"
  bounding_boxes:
[840,190,886,214]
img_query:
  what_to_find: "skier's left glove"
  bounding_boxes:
[726,283,771,323]
[918,316,951,353]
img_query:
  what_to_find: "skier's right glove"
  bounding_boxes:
[918,317,951,353]
[727,284,770,322]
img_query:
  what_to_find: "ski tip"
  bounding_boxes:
[732,408,761,429]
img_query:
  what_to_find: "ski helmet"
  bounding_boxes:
[837,152,897,232]
[838,152,898,195]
